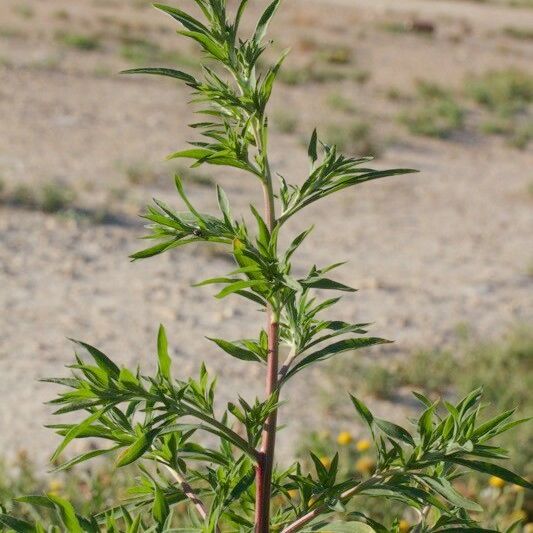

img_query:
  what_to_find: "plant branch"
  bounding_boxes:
[280,475,384,533]
[161,461,221,533]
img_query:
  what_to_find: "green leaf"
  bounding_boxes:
[130,239,179,260]
[157,324,172,380]
[70,340,120,378]
[301,277,356,292]
[153,4,209,34]
[445,457,533,489]
[375,419,415,447]
[308,129,318,163]
[152,486,170,525]
[0,515,34,533]
[166,148,213,161]
[179,30,227,60]
[216,185,232,227]
[350,395,374,429]
[116,431,155,467]
[208,338,261,362]
[417,475,482,512]
[284,338,391,381]
[52,446,120,472]
[47,495,83,533]
[120,68,197,86]
[215,279,264,299]
[51,409,106,462]
[254,0,281,43]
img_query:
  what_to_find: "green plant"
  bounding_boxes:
[325,121,380,156]
[2,2,530,532]
[399,82,464,138]
[503,27,533,40]
[465,69,533,115]
[41,182,76,213]
[13,4,34,19]
[56,31,101,51]
[272,110,298,134]
[327,93,357,113]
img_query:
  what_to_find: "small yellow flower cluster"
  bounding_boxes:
[320,456,332,468]
[356,439,371,452]
[355,456,376,474]
[47,478,63,496]
[288,489,299,500]
[399,519,411,533]
[336,431,353,446]
[488,476,505,489]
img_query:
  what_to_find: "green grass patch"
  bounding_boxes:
[399,81,465,138]
[465,69,533,114]
[56,31,101,51]
[324,120,380,156]
[272,109,298,134]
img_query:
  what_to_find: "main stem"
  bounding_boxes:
[255,122,279,533]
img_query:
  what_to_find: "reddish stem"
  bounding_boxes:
[255,318,279,532]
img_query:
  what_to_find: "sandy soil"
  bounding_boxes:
[0,0,532,466]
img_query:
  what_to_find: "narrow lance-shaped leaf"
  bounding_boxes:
[254,0,281,43]
[283,337,391,381]
[116,431,156,468]
[157,324,172,380]
[445,457,533,489]
[120,68,197,87]
[208,338,261,363]
[375,419,415,447]
[47,495,83,533]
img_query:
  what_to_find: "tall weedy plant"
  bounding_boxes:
[2,2,530,532]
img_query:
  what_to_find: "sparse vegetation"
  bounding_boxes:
[466,69,533,149]
[12,4,34,19]
[318,44,353,65]
[503,26,533,40]
[279,64,350,86]
[325,120,381,156]
[120,37,198,67]
[2,181,75,214]
[272,109,298,134]
[0,1,531,532]
[327,93,357,113]
[399,81,465,138]
[465,69,533,114]
[56,31,101,51]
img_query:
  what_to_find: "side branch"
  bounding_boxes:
[280,476,383,533]
[162,463,209,520]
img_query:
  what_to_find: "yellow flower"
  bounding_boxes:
[337,431,353,446]
[320,456,332,468]
[308,495,319,507]
[356,439,371,452]
[488,476,505,489]
[523,523,533,533]
[47,479,63,495]
[509,510,527,522]
[355,457,376,474]
[399,520,411,533]
[288,489,299,500]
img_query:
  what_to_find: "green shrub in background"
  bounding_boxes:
[1,1,530,532]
